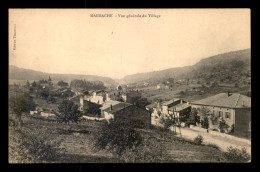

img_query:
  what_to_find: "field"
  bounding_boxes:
[137,83,250,103]
[9,114,228,163]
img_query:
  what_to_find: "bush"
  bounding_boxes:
[121,137,171,163]
[90,121,143,160]
[180,91,186,95]
[9,125,63,163]
[129,120,146,129]
[159,116,175,131]
[224,146,251,163]
[219,119,229,133]
[187,108,200,125]
[194,135,203,145]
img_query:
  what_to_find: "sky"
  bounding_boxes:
[9,9,250,79]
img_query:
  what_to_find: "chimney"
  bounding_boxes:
[227,91,231,97]
[181,99,183,104]
[187,100,189,105]
[106,93,109,101]
[110,105,113,110]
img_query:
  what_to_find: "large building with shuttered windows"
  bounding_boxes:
[191,92,251,138]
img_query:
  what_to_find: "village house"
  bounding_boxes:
[60,88,74,98]
[146,98,191,123]
[191,92,251,137]
[108,91,122,101]
[145,101,162,118]
[69,95,82,106]
[100,100,122,117]
[82,90,110,105]
[75,90,112,117]
[122,90,141,104]
[79,96,102,116]
[168,101,191,123]
[161,98,184,115]
[71,89,85,96]
[101,101,151,128]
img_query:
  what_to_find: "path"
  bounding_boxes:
[173,127,251,154]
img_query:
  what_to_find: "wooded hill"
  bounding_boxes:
[9,65,117,87]
[119,49,251,86]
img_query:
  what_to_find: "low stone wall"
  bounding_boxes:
[40,112,56,117]
[30,111,38,115]
[83,115,105,121]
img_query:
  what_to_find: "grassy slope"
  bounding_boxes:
[139,83,250,103]
[9,114,227,163]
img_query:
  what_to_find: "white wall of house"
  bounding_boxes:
[162,105,169,115]
[90,95,104,104]
[122,94,127,102]
[104,111,114,121]
[191,104,235,130]
[150,108,160,117]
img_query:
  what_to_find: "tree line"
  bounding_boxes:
[70,79,106,90]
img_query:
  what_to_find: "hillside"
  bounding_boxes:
[9,65,118,87]
[119,49,251,86]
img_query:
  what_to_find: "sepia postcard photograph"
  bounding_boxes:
[8,9,251,163]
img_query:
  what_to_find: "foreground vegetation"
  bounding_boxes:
[9,113,251,163]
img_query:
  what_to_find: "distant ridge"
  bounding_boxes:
[9,49,251,87]
[9,65,118,87]
[118,49,251,85]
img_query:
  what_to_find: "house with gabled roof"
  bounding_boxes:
[102,101,151,128]
[191,92,251,137]
[168,102,191,122]
[161,98,183,115]
[122,90,141,104]
[145,101,163,118]
[84,90,110,105]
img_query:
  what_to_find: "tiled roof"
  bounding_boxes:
[192,93,251,108]
[145,102,158,109]
[168,103,191,112]
[125,91,141,97]
[162,98,180,106]
[102,102,132,114]
[95,90,107,95]
[69,95,81,101]
[100,100,122,110]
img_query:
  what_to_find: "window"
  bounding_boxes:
[219,111,223,118]
[225,112,231,119]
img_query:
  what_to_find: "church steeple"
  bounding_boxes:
[48,76,51,82]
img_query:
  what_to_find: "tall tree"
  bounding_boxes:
[9,91,36,127]
[57,80,68,87]
[56,100,81,125]
[197,107,212,129]
[90,120,143,159]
